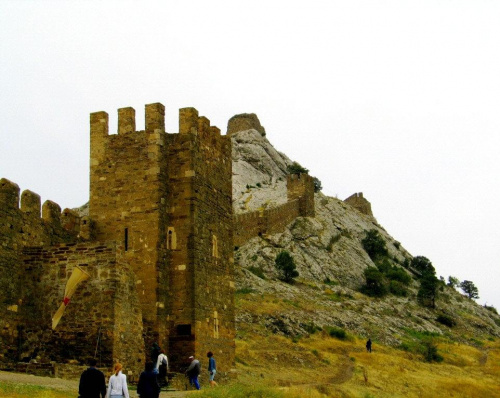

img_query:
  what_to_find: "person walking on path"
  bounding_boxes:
[155,350,169,387]
[106,363,130,398]
[137,362,161,398]
[79,358,106,398]
[185,355,201,390]
[366,338,372,353]
[207,351,217,387]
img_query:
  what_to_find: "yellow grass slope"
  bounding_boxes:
[234,332,500,397]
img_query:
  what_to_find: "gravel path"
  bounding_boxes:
[0,371,195,397]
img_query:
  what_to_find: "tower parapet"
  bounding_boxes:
[287,173,315,217]
[226,113,266,136]
[344,192,373,217]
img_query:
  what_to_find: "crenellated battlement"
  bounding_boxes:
[21,190,41,217]
[0,178,20,209]
[0,178,84,240]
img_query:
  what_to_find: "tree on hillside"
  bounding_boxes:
[312,176,322,193]
[286,161,309,175]
[460,280,479,299]
[361,229,388,261]
[447,276,460,288]
[418,273,439,308]
[410,256,435,278]
[274,251,299,284]
[361,267,388,297]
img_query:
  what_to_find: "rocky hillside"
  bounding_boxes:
[230,115,500,347]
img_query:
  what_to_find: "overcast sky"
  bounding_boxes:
[1,1,499,308]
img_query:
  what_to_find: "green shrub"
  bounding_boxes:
[248,266,266,279]
[362,229,388,261]
[389,280,408,296]
[323,277,338,286]
[326,326,347,340]
[410,256,435,278]
[287,161,309,175]
[484,304,498,315]
[274,251,299,283]
[302,321,322,334]
[386,267,412,284]
[312,176,322,192]
[236,287,255,294]
[436,314,456,327]
[418,273,439,308]
[361,267,388,297]
[423,340,443,363]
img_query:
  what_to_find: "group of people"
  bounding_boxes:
[78,360,130,398]
[78,346,217,398]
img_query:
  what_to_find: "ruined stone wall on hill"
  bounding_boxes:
[19,242,144,375]
[0,178,81,363]
[233,210,263,247]
[233,200,301,247]
[344,192,373,217]
[233,173,314,247]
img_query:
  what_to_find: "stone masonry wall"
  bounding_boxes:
[226,113,266,137]
[165,108,235,372]
[192,114,235,373]
[344,192,373,217]
[233,200,301,247]
[233,173,315,247]
[89,104,169,351]
[19,242,144,376]
[0,178,80,364]
[287,173,315,218]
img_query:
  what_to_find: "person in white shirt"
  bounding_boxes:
[106,363,130,398]
[155,350,169,387]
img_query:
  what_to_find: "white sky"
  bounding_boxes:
[1,1,499,308]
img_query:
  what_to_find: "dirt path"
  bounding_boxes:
[0,371,195,397]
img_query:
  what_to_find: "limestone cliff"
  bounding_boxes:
[229,116,500,346]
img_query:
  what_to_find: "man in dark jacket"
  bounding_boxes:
[137,361,161,398]
[79,358,106,398]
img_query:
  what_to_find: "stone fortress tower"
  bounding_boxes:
[0,104,318,379]
[89,104,235,370]
[0,103,235,376]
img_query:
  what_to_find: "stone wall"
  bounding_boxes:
[344,192,373,217]
[89,104,169,351]
[0,178,81,364]
[233,173,315,247]
[233,200,301,247]
[287,173,315,217]
[165,108,235,371]
[19,242,144,375]
[226,113,266,137]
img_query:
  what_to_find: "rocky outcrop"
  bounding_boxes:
[230,113,500,345]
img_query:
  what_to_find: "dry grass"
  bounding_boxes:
[234,328,500,397]
[0,382,74,398]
